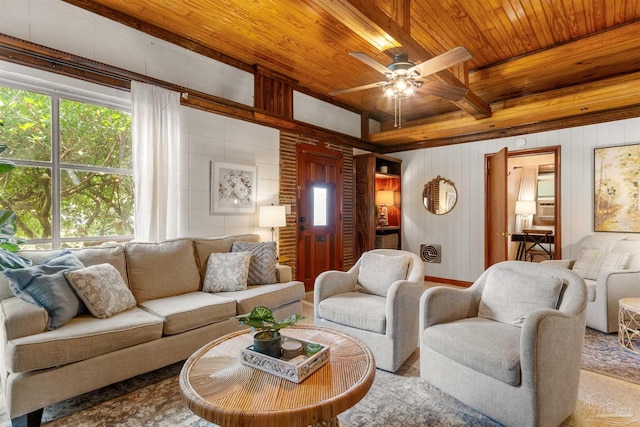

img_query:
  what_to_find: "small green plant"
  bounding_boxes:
[236,306,305,339]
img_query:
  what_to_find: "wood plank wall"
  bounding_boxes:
[279,131,354,278]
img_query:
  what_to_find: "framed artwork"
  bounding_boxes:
[211,162,257,214]
[594,143,640,232]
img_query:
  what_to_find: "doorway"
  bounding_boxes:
[485,146,561,268]
[296,143,343,290]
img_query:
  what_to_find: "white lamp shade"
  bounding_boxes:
[375,190,395,206]
[515,200,537,215]
[259,205,286,228]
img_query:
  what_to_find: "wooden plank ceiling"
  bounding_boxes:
[62,0,640,152]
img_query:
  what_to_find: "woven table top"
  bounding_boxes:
[179,325,376,427]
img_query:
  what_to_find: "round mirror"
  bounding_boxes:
[423,176,457,215]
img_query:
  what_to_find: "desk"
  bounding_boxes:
[512,230,554,261]
[180,325,375,427]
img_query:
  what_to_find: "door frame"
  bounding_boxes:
[484,145,562,268]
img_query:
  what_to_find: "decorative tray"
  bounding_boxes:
[240,336,330,383]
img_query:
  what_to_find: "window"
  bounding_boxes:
[0,84,133,249]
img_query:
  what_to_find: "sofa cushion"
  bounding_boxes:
[585,279,597,302]
[478,266,563,327]
[138,292,237,335]
[17,245,129,286]
[4,251,86,330]
[231,241,278,285]
[423,317,522,386]
[65,264,136,319]
[125,238,200,303]
[317,292,386,334]
[358,252,410,297]
[214,281,305,315]
[572,249,630,281]
[193,234,259,281]
[203,252,251,292]
[7,307,163,373]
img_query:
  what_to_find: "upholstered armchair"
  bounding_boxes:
[420,261,587,427]
[314,249,424,372]
[544,233,640,333]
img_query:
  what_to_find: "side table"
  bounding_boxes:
[618,298,640,353]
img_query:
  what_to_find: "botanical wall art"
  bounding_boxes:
[211,162,257,214]
[594,143,640,232]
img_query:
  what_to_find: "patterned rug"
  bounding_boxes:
[582,327,640,385]
[0,328,637,427]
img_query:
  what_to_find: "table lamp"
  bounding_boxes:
[259,205,286,241]
[375,190,394,227]
[515,200,537,230]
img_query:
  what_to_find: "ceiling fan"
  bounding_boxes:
[330,46,472,127]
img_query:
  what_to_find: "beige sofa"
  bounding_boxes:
[0,234,305,426]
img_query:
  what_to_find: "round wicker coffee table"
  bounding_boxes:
[179,325,375,427]
[619,298,640,354]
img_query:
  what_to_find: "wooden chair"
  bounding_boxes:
[523,229,553,262]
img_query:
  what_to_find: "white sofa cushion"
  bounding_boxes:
[7,307,163,373]
[215,281,305,315]
[357,252,410,297]
[139,292,237,335]
[65,264,136,319]
[203,252,251,292]
[317,292,386,334]
[478,266,563,326]
[572,249,629,280]
[423,317,522,386]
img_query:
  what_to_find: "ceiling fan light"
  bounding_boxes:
[395,78,407,90]
[404,86,415,96]
[384,85,395,97]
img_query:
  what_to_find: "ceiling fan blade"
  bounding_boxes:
[349,52,391,75]
[416,80,469,101]
[408,46,471,77]
[330,81,386,96]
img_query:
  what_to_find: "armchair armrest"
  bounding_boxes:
[419,287,478,331]
[386,279,425,336]
[276,264,292,283]
[541,259,575,269]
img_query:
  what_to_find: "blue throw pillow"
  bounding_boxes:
[4,251,86,330]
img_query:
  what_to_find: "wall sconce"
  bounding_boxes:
[375,190,395,227]
[515,200,537,230]
[259,205,286,241]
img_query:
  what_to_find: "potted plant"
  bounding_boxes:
[235,306,305,358]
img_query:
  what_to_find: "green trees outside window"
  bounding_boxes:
[0,85,134,249]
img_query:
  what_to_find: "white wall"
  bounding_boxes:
[392,118,640,282]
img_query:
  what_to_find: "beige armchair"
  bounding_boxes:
[420,261,587,427]
[314,249,425,372]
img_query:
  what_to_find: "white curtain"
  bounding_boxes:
[131,81,182,241]
[516,166,539,231]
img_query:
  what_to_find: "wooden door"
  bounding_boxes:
[485,147,509,268]
[297,144,343,290]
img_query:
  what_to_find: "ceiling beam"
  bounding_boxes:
[312,0,491,119]
[369,70,640,147]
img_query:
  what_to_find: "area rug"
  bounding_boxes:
[582,327,640,385]
[1,327,638,427]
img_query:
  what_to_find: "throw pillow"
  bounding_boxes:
[4,251,86,330]
[231,241,277,285]
[478,266,563,327]
[64,263,136,319]
[203,252,252,292]
[572,249,630,281]
[357,252,410,297]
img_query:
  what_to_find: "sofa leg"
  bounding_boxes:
[11,408,43,427]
